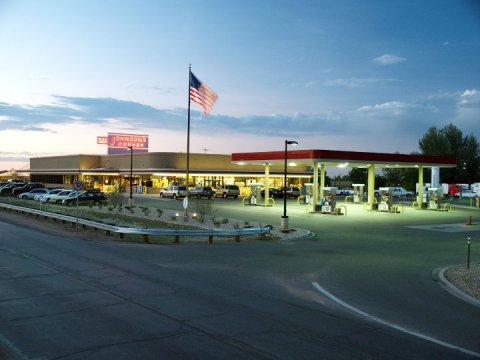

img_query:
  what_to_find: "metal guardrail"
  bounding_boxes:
[0,202,271,243]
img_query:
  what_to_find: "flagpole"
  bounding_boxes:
[185,64,191,218]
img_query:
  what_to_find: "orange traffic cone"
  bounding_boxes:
[466,216,472,225]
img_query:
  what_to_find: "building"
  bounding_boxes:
[29,149,456,203]
[29,152,312,194]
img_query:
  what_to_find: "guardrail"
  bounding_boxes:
[0,202,271,244]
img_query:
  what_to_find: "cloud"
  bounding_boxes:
[1,93,478,157]
[324,78,397,88]
[373,54,406,65]
[461,89,478,97]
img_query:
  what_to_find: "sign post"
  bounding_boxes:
[73,181,84,231]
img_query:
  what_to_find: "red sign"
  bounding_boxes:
[107,133,148,149]
[97,133,149,154]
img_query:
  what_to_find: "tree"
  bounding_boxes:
[382,168,405,187]
[347,168,367,184]
[419,123,480,183]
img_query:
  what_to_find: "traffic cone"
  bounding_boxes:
[466,216,472,225]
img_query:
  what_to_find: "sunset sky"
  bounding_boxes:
[1,0,479,171]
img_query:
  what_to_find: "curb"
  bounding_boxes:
[432,266,480,308]
[279,229,315,242]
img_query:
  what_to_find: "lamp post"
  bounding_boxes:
[281,140,298,232]
[128,146,134,206]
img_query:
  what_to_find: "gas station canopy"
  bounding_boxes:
[232,149,457,169]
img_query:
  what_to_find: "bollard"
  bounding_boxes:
[280,216,289,232]
[466,216,472,225]
[467,237,471,269]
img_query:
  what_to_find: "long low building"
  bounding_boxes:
[29,149,456,201]
[29,152,312,194]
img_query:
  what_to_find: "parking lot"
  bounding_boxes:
[1,192,480,358]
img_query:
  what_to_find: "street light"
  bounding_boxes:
[128,146,134,206]
[281,139,298,232]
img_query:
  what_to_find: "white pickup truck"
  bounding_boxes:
[374,187,413,197]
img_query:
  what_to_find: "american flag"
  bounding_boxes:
[190,72,218,115]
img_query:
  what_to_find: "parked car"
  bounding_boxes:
[0,182,26,195]
[62,191,107,206]
[41,189,77,203]
[260,188,283,198]
[18,188,50,200]
[36,188,64,201]
[456,190,477,198]
[281,186,301,198]
[342,188,354,196]
[12,182,44,196]
[189,186,214,199]
[159,185,187,199]
[374,187,413,198]
[215,185,240,199]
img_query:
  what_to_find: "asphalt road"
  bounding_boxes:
[0,197,479,359]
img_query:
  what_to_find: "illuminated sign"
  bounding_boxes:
[97,133,149,155]
[97,136,108,145]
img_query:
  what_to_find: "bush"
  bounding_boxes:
[192,198,214,224]
[140,207,151,216]
[156,208,163,217]
[106,191,123,207]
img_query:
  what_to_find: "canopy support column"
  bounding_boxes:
[368,164,375,206]
[264,163,270,200]
[418,166,424,206]
[312,162,319,205]
[320,164,325,200]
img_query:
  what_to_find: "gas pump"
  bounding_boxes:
[352,184,365,203]
[427,187,442,210]
[247,182,263,205]
[378,187,393,212]
[322,187,337,214]
[417,190,428,209]
[304,183,314,205]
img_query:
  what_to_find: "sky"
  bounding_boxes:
[0,0,479,171]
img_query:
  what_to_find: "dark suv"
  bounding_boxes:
[62,191,107,206]
[215,185,240,199]
[0,182,26,195]
[281,186,301,198]
[189,186,214,199]
[12,182,44,196]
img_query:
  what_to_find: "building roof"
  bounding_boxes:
[232,149,457,169]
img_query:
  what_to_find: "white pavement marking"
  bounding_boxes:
[312,282,480,358]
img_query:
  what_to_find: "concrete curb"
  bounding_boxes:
[279,229,315,242]
[432,266,480,308]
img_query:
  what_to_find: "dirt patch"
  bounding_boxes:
[444,262,480,301]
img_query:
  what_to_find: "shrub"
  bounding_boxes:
[106,191,123,207]
[192,198,214,224]
[140,207,151,216]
